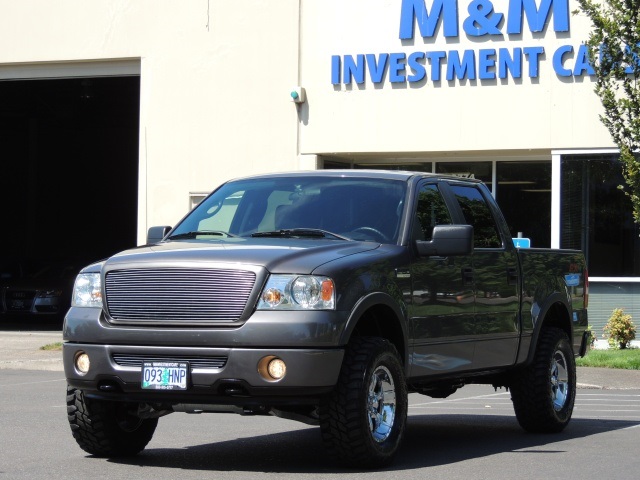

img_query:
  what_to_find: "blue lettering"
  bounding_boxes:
[427,51,446,81]
[573,44,595,76]
[331,55,341,85]
[447,50,476,80]
[343,54,366,84]
[408,52,427,82]
[399,0,459,39]
[523,46,544,77]
[498,47,522,78]
[389,53,407,82]
[553,45,573,76]
[463,0,504,37]
[478,49,496,79]
[507,0,569,34]
[366,53,389,83]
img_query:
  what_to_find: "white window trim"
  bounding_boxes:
[552,148,640,282]
[590,277,640,282]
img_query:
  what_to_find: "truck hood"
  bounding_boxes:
[102,238,381,274]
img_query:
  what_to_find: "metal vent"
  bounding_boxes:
[105,268,256,325]
[112,353,228,370]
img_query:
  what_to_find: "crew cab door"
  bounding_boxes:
[408,181,476,377]
[446,182,520,368]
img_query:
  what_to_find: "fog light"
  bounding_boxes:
[257,355,287,381]
[268,358,286,380]
[75,352,90,374]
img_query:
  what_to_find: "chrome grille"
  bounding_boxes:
[112,353,227,370]
[105,268,256,325]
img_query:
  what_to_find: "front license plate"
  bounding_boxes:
[141,362,189,390]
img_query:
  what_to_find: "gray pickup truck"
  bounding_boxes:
[64,170,589,468]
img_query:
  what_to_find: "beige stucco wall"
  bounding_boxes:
[0,0,302,240]
[0,0,615,243]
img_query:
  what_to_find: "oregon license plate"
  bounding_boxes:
[141,362,189,390]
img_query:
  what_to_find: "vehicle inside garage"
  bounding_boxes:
[0,76,140,318]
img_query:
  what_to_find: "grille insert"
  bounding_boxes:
[105,268,256,325]
[112,353,228,370]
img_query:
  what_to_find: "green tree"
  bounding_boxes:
[576,0,640,223]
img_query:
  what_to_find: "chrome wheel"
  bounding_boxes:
[510,327,577,433]
[367,365,396,443]
[320,337,407,467]
[550,349,570,411]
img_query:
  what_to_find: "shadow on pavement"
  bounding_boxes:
[107,413,640,473]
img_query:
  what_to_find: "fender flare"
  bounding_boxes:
[339,292,410,369]
[525,292,573,366]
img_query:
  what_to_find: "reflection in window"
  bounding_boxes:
[414,184,452,241]
[450,185,502,248]
[197,190,243,232]
[561,155,640,276]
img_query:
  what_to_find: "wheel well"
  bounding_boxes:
[540,302,572,341]
[349,304,406,365]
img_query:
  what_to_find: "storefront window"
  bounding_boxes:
[561,155,640,277]
[496,161,551,248]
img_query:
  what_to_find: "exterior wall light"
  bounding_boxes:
[290,86,306,103]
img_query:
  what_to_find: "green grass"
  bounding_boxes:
[576,348,640,370]
[39,342,63,351]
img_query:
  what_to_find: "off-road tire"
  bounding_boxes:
[67,386,158,457]
[319,337,408,468]
[510,327,576,433]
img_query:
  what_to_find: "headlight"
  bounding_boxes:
[257,275,335,310]
[72,273,103,307]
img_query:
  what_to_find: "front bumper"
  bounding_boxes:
[63,342,344,405]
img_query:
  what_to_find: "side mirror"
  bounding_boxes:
[147,226,172,244]
[415,225,474,257]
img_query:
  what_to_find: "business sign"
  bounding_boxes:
[331,0,596,86]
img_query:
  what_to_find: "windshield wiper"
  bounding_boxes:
[251,228,351,241]
[168,231,239,240]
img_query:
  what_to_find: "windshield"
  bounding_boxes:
[170,176,407,244]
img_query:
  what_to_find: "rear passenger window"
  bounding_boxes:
[414,184,452,241]
[450,185,502,248]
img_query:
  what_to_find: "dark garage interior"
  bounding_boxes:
[0,76,140,320]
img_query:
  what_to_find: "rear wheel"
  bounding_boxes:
[510,327,576,433]
[66,386,158,456]
[320,337,407,468]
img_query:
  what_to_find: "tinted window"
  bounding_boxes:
[413,184,452,241]
[496,161,551,248]
[451,185,502,248]
[561,155,640,276]
[172,177,407,243]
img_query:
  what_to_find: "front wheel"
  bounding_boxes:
[66,386,158,457]
[320,337,408,468]
[510,327,576,433]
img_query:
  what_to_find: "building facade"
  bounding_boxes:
[0,0,638,342]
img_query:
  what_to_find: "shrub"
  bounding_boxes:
[603,308,637,349]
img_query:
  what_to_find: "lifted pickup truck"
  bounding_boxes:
[64,170,589,467]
